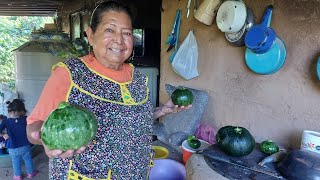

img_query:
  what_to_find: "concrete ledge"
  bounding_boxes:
[186,154,227,180]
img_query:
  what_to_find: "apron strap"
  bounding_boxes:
[69,160,73,171]
[68,160,111,180]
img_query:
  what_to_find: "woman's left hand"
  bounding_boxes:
[154,99,192,119]
[162,99,192,114]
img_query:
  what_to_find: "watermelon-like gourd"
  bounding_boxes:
[41,102,98,151]
[171,87,194,106]
[216,126,255,157]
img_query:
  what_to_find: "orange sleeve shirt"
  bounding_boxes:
[27,54,133,124]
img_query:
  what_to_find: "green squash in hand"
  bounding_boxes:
[171,87,194,106]
[41,102,98,151]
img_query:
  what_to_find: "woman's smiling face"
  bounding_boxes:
[87,10,133,69]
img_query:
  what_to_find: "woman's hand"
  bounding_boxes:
[43,145,86,159]
[26,121,44,145]
[27,120,86,159]
[154,99,192,119]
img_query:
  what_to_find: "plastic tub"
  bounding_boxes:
[149,159,186,180]
[152,146,169,159]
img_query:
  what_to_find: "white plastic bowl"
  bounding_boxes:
[149,159,186,180]
[301,130,320,154]
[216,0,247,33]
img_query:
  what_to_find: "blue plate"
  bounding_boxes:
[265,38,287,75]
[245,37,286,75]
[317,57,320,80]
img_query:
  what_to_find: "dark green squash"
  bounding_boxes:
[260,140,279,155]
[216,126,255,157]
[41,102,98,151]
[171,87,194,106]
[187,135,201,149]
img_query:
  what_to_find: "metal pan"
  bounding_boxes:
[245,37,286,75]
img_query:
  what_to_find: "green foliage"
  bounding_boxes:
[0,16,53,89]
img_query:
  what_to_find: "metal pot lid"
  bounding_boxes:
[225,24,246,43]
[225,8,255,44]
[245,37,286,75]
[245,26,276,51]
[245,8,255,29]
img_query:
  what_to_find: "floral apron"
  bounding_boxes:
[49,58,154,180]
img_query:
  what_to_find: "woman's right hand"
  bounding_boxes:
[43,145,86,159]
[26,121,44,145]
[27,121,86,159]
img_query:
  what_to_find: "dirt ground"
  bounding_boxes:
[0,146,49,180]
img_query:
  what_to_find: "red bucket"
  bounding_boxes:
[181,139,210,164]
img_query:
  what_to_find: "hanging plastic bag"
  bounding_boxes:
[171,31,199,80]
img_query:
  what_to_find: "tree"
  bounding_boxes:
[0,16,53,89]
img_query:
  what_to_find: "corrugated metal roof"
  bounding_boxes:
[0,0,66,16]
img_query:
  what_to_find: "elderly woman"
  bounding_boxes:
[26,1,190,179]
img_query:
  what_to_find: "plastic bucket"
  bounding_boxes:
[300,130,320,153]
[181,139,210,164]
[149,159,186,180]
[152,146,169,159]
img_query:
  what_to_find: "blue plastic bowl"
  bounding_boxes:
[317,57,320,80]
[149,159,186,180]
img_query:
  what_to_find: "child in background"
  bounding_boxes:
[0,100,38,180]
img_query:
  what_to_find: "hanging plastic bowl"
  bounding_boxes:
[245,37,286,75]
[216,0,247,33]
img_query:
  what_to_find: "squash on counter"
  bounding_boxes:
[216,126,255,157]
[260,140,280,155]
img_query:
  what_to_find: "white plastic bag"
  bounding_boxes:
[171,31,199,80]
